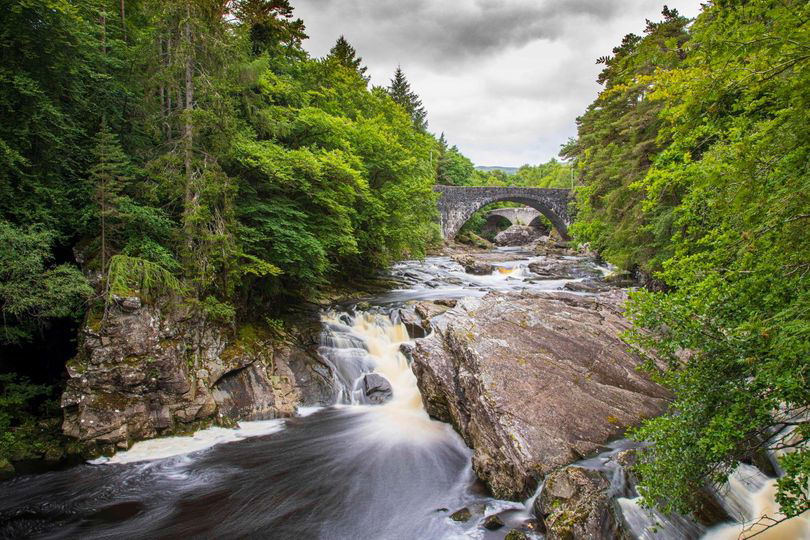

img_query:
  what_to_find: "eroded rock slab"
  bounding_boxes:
[411,290,670,500]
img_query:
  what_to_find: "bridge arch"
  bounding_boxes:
[435,186,573,241]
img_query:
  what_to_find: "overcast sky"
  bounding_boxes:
[292,0,703,167]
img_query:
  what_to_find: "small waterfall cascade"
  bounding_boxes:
[703,464,810,539]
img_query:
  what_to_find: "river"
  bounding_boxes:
[0,247,804,539]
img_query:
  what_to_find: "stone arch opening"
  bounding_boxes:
[449,195,570,241]
[480,213,512,237]
[528,215,551,235]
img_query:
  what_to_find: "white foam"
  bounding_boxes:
[91,419,286,465]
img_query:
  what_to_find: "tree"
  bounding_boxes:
[89,120,132,274]
[437,145,474,186]
[232,0,307,56]
[387,66,428,132]
[328,35,368,81]
[0,222,92,346]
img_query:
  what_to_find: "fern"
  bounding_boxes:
[106,254,185,303]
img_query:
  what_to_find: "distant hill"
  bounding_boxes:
[475,166,519,175]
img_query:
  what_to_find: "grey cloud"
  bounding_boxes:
[298,0,638,65]
[292,0,704,165]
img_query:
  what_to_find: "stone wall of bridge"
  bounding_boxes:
[434,186,574,240]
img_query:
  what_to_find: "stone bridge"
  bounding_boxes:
[435,186,574,240]
[482,207,546,236]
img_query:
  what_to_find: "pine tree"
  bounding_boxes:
[90,119,131,275]
[329,35,368,80]
[233,0,308,55]
[387,66,428,132]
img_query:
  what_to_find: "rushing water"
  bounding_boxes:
[0,248,805,539]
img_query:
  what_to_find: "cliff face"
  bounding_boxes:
[61,296,334,453]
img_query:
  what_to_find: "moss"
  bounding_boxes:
[86,308,104,332]
[91,392,132,411]
[0,457,16,480]
[164,417,215,437]
[450,507,472,522]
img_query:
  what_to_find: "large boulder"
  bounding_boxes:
[62,300,334,453]
[528,258,602,280]
[362,373,394,404]
[452,255,495,275]
[410,290,670,500]
[494,225,541,246]
[534,466,630,540]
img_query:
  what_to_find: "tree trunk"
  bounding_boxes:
[120,0,126,42]
[183,1,197,256]
[184,3,193,190]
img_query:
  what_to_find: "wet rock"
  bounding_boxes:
[604,270,636,287]
[528,259,601,280]
[398,307,427,339]
[362,373,393,404]
[411,290,670,500]
[505,531,530,540]
[563,279,612,293]
[495,225,541,246]
[414,301,450,322]
[450,508,472,522]
[434,298,458,308]
[457,232,494,250]
[483,514,505,530]
[452,255,495,275]
[534,465,629,540]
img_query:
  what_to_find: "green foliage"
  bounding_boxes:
[387,66,428,132]
[568,2,809,519]
[201,295,236,324]
[563,7,689,272]
[466,159,571,189]
[106,254,184,302]
[437,143,475,186]
[0,221,92,345]
[0,0,439,459]
[328,35,368,81]
[511,160,572,188]
[0,373,60,462]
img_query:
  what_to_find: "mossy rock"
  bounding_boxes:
[505,531,529,540]
[0,458,16,481]
[450,507,472,522]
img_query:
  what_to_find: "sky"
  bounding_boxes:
[291,0,704,167]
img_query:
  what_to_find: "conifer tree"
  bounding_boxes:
[328,35,368,80]
[90,120,131,274]
[387,66,428,132]
[233,0,307,55]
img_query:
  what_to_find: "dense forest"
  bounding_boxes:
[0,0,807,527]
[565,1,808,521]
